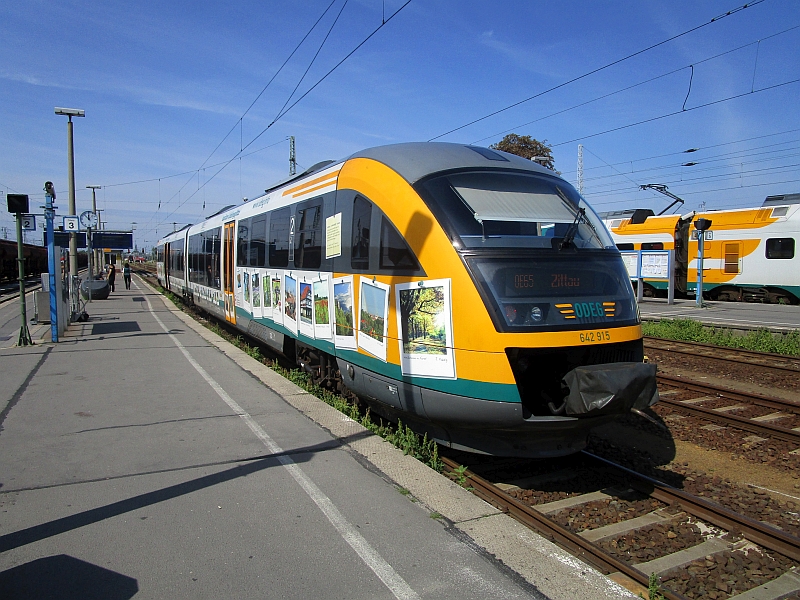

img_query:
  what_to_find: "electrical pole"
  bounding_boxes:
[289,136,296,176]
[55,108,85,278]
[87,185,101,278]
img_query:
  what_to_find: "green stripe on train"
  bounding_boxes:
[238,309,521,404]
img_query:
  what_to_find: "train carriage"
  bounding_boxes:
[603,194,800,304]
[158,142,657,457]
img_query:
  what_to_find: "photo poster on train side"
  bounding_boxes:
[270,271,282,325]
[242,270,251,313]
[283,272,298,335]
[312,273,333,340]
[395,279,456,379]
[264,270,274,318]
[297,273,315,339]
[358,278,390,362]
[235,268,243,307]
[251,270,263,318]
[332,275,357,350]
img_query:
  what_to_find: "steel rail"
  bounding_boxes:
[585,452,800,563]
[645,337,800,373]
[441,457,689,600]
[659,397,800,444]
[658,373,800,412]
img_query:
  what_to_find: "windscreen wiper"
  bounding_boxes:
[559,207,586,249]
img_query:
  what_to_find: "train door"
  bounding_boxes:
[164,243,171,291]
[724,242,741,275]
[223,221,236,324]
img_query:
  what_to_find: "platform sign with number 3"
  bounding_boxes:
[63,216,79,232]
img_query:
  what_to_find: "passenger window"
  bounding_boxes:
[379,216,419,271]
[616,243,634,251]
[251,214,267,267]
[766,238,795,259]
[269,208,291,268]
[295,204,322,269]
[351,196,371,270]
[237,218,250,267]
[642,242,664,250]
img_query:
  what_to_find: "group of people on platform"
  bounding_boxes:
[101,261,132,293]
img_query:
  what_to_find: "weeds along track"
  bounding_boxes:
[442,452,800,600]
[644,338,800,374]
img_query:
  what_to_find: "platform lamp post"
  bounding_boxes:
[694,218,712,308]
[6,194,33,346]
[54,107,84,278]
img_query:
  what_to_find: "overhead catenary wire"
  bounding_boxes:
[151,0,413,232]
[428,0,768,141]
[471,24,800,147]
[580,128,800,174]
[551,78,800,147]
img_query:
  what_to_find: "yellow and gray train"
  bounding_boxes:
[157,143,657,457]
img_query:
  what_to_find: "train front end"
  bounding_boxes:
[349,143,656,457]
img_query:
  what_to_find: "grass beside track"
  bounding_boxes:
[643,318,800,356]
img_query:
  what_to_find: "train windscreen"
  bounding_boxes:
[416,170,636,331]
[416,170,614,250]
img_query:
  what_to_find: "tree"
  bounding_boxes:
[490,134,556,172]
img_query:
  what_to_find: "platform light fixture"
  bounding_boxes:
[55,106,85,278]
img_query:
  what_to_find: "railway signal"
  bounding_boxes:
[694,218,713,308]
[6,193,33,346]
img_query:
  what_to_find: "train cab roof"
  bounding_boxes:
[348,142,555,185]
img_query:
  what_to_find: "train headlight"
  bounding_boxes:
[529,306,543,322]
[504,305,518,323]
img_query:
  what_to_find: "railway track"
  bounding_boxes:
[442,452,800,599]
[644,337,800,374]
[656,374,800,445]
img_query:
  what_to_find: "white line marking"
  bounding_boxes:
[142,290,419,600]
[747,483,800,502]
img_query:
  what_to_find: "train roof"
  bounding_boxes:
[155,143,563,247]
[763,193,800,206]
[348,142,556,185]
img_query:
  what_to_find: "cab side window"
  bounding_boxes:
[379,216,420,271]
[351,196,371,270]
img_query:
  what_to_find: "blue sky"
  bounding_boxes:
[1,0,798,250]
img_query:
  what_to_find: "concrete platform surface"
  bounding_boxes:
[0,275,637,599]
[637,296,800,332]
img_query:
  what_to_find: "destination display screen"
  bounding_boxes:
[497,267,607,298]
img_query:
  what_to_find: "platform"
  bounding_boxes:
[637,296,800,333]
[0,275,637,600]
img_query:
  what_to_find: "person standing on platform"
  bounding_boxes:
[107,264,116,292]
[123,261,132,290]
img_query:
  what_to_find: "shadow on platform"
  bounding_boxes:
[0,554,138,600]
[0,429,373,554]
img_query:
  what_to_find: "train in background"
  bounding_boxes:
[601,193,800,304]
[158,142,657,458]
[0,239,48,282]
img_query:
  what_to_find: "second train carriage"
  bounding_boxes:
[602,193,800,304]
[158,143,658,457]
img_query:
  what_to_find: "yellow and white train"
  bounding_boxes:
[602,193,800,304]
[158,143,657,457]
